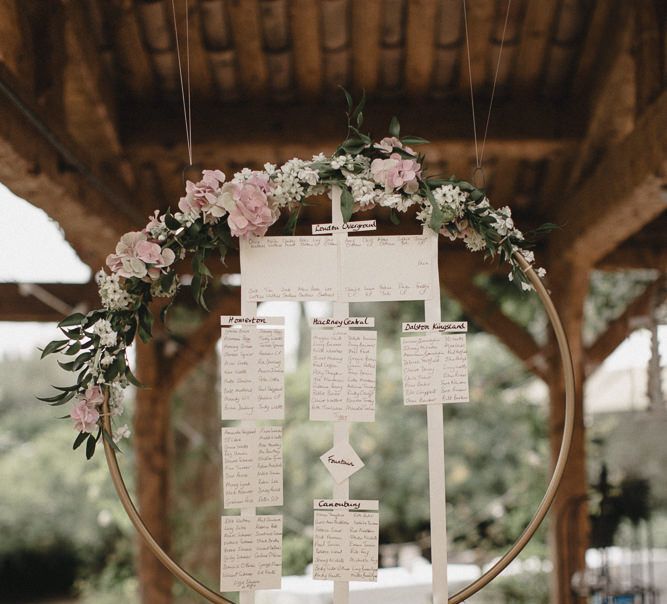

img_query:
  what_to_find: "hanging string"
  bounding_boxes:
[171,0,193,167]
[462,0,513,181]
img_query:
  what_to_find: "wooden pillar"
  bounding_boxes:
[546,260,590,604]
[173,348,222,585]
[134,338,173,604]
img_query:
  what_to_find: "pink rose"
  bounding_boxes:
[370,153,421,194]
[106,232,175,280]
[70,399,100,433]
[226,182,278,238]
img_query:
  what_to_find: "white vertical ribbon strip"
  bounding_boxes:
[423,228,448,604]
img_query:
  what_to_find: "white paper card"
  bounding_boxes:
[241,236,338,301]
[221,326,284,420]
[401,333,469,405]
[310,330,376,422]
[220,515,282,591]
[342,235,436,301]
[313,509,379,582]
[320,441,365,484]
[222,427,282,508]
[240,234,436,301]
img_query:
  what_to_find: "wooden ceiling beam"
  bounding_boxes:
[290,0,322,97]
[62,0,134,188]
[584,281,661,376]
[551,89,667,267]
[120,99,582,165]
[441,273,547,381]
[228,0,269,97]
[351,0,381,94]
[0,282,99,322]
[405,0,438,97]
[0,65,142,268]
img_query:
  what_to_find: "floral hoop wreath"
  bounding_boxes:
[39,95,549,458]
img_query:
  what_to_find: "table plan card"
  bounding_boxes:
[312,507,379,582]
[221,326,284,420]
[401,333,470,406]
[222,426,283,508]
[342,235,437,301]
[240,234,437,302]
[241,236,338,301]
[310,330,377,422]
[220,515,282,591]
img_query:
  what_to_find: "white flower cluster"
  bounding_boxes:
[92,319,118,348]
[109,382,125,416]
[272,159,310,207]
[113,424,131,444]
[96,271,136,311]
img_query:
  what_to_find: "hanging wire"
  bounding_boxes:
[171,0,193,167]
[462,0,513,181]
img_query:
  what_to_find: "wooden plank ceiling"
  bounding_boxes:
[80,0,605,223]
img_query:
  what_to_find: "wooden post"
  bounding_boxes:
[134,338,173,604]
[545,261,590,604]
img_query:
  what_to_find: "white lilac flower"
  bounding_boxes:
[96,271,137,311]
[263,162,277,175]
[100,352,114,368]
[113,424,131,443]
[297,166,320,186]
[493,206,514,236]
[463,230,486,252]
[93,319,117,348]
[536,267,547,278]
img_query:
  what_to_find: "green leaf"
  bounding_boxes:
[46,391,75,406]
[340,86,353,112]
[389,116,400,137]
[138,304,153,343]
[389,209,401,226]
[73,431,88,450]
[63,341,81,356]
[400,135,430,145]
[36,390,69,403]
[283,207,301,235]
[85,433,97,459]
[350,90,366,126]
[102,428,123,454]
[340,187,354,223]
[58,313,86,328]
[165,211,181,230]
[125,366,142,388]
[356,111,363,128]
[40,339,69,359]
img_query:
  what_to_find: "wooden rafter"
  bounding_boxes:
[405,0,438,97]
[551,89,667,267]
[0,282,98,322]
[584,281,663,377]
[0,65,140,268]
[440,265,547,381]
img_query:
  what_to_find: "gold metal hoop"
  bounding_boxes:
[102,250,575,604]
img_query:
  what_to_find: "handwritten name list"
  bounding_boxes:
[222,426,282,508]
[312,508,379,582]
[401,333,470,405]
[241,235,436,302]
[220,515,282,591]
[310,330,377,422]
[221,326,284,420]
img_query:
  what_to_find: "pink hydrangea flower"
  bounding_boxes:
[106,232,176,280]
[178,169,227,223]
[373,136,415,155]
[70,400,100,433]
[82,385,104,406]
[223,182,278,238]
[370,153,421,194]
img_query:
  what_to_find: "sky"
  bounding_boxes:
[0,182,664,385]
